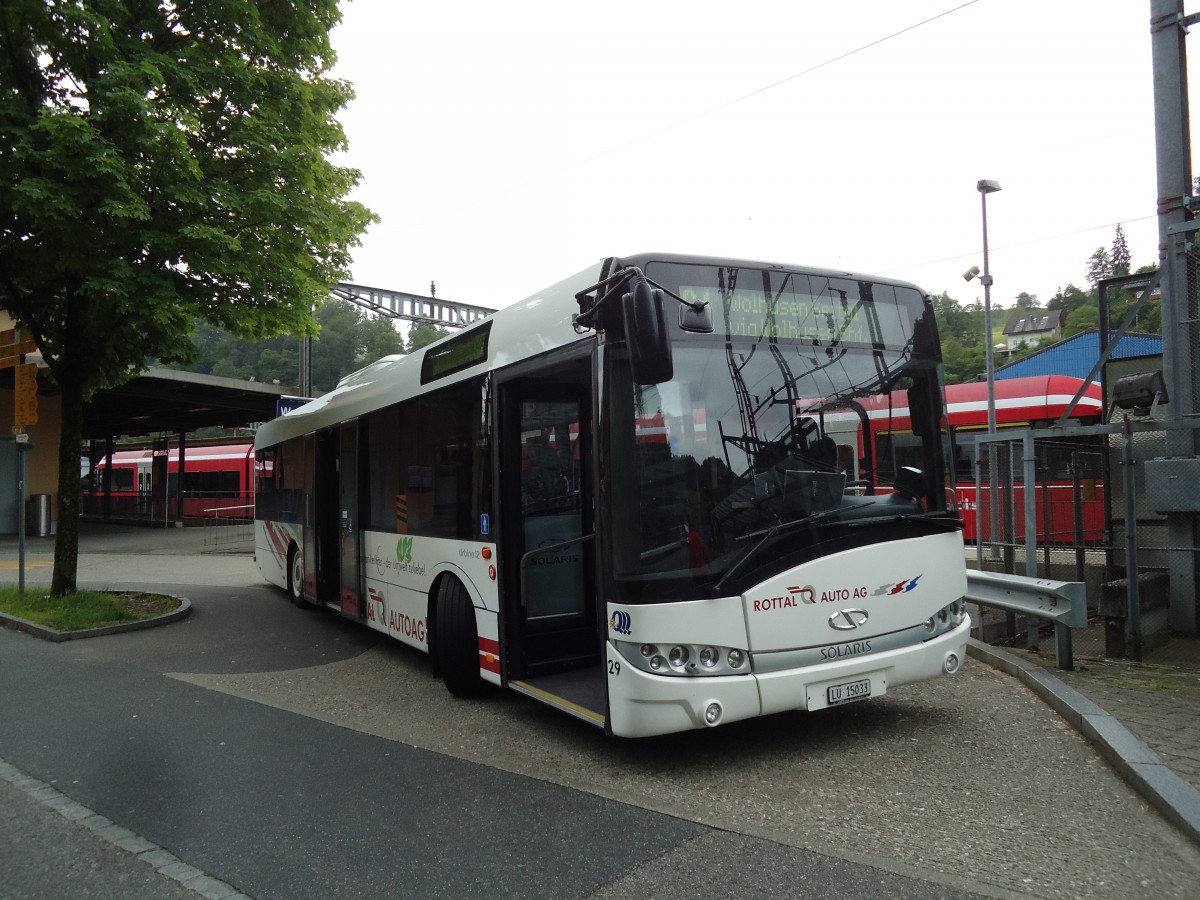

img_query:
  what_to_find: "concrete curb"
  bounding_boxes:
[0,754,250,899]
[968,639,1200,847]
[0,595,191,642]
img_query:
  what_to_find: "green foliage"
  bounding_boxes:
[1048,283,1090,314]
[0,586,176,631]
[173,299,405,392]
[0,0,375,395]
[1086,247,1111,289]
[408,322,453,352]
[1110,224,1131,278]
[928,291,990,384]
[1064,305,1100,336]
[0,0,375,593]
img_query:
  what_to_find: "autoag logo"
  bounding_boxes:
[609,610,632,636]
[872,575,922,596]
[828,608,870,631]
[751,584,816,612]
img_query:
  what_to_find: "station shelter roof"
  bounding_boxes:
[0,364,292,441]
[77,367,290,440]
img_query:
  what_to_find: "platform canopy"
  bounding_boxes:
[77,367,290,439]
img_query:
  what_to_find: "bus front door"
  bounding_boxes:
[313,423,362,616]
[499,375,599,685]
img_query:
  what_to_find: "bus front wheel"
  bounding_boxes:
[435,579,483,697]
[287,545,311,608]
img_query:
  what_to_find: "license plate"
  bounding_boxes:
[827,678,871,705]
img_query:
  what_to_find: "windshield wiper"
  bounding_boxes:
[735,500,874,542]
[709,501,873,597]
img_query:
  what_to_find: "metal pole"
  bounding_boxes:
[1150,0,1198,634]
[979,181,1002,562]
[1023,432,1038,578]
[16,435,28,597]
[1122,416,1142,662]
[974,444,984,571]
[981,189,997,436]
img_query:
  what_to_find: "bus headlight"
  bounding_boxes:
[924,599,969,640]
[615,641,753,676]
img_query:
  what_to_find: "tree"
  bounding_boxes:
[0,1,375,594]
[1014,292,1039,310]
[1110,224,1131,278]
[408,321,453,351]
[1064,305,1100,336]
[360,314,405,363]
[1086,247,1112,289]
[1048,284,1090,315]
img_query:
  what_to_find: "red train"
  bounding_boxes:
[87,442,255,519]
[832,374,1105,544]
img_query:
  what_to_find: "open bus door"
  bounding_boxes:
[311,423,363,616]
[495,355,605,725]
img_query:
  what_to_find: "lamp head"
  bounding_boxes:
[963,265,981,282]
[977,179,1002,194]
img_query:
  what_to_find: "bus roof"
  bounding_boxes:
[254,253,930,451]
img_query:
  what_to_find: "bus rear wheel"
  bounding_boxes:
[435,579,483,697]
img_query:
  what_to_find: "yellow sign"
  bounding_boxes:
[0,329,38,370]
[14,362,38,426]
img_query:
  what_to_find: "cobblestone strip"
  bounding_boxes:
[0,754,252,900]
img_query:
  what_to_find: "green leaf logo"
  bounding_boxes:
[396,537,413,564]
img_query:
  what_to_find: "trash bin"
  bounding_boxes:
[26,494,51,536]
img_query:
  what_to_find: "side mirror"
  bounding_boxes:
[622,278,673,384]
[679,304,714,333]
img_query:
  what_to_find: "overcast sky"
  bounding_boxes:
[327,1,1193,315]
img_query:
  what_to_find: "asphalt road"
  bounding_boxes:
[2,548,1199,898]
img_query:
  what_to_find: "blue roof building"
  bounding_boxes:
[994,330,1163,381]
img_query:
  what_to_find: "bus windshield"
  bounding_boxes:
[605,261,951,601]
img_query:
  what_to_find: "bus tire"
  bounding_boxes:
[435,578,483,697]
[287,544,312,609]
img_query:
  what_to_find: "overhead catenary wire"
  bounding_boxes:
[392,1,984,233]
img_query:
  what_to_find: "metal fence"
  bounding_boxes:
[202,504,255,553]
[971,419,1199,668]
[81,490,254,525]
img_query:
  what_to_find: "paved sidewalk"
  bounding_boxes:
[1023,644,1200,792]
[3,521,1200,859]
[969,639,1200,846]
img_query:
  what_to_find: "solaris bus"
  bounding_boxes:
[254,253,970,737]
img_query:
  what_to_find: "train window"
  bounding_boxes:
[875,431,924,484]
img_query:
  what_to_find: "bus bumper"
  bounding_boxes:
[605,619,970,738]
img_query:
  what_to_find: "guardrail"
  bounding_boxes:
[965,570,1088,670]
[203,504,254,552]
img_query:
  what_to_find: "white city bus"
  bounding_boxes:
[254,253,969,737]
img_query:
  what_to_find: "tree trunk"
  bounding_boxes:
[50,377,84,597]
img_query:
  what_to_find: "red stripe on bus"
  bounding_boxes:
[478,636,500,654]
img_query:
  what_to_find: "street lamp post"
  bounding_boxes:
[964,179,1002,564]
[977,179,1001,434]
